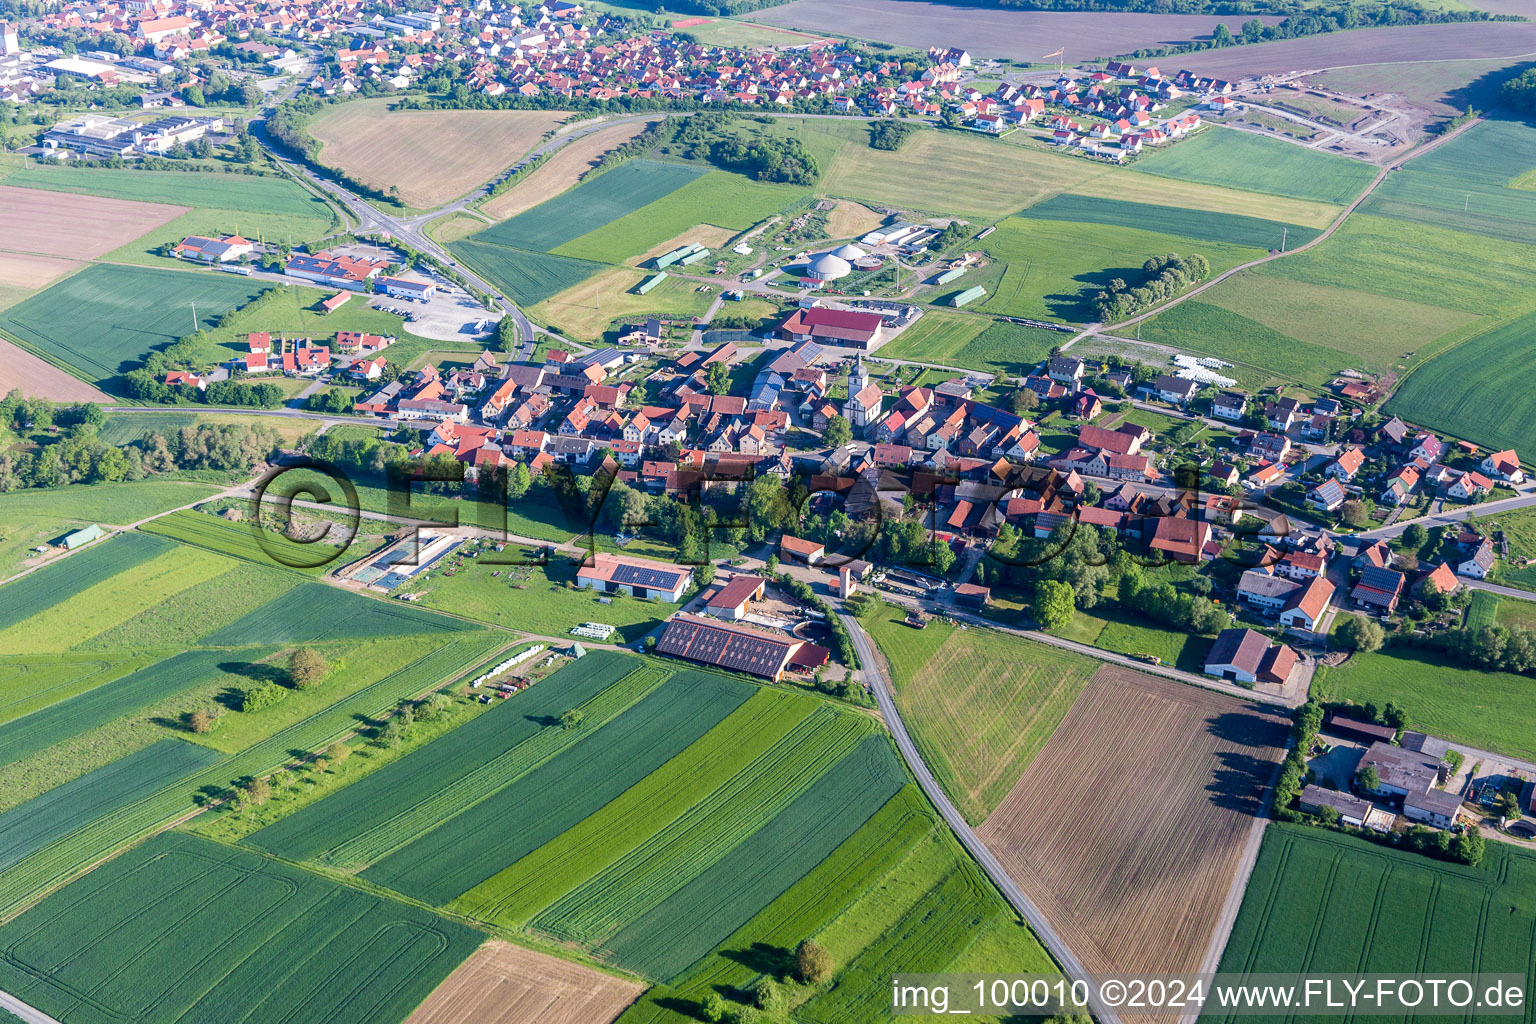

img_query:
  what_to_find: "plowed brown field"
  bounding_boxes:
[481,118,663,221]
[0,338,113,402]
[977,667,1288,982]
[403,940,642,1024]
[0,184,184,259]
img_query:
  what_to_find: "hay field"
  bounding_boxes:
[529,265,714,338]
[1133,129,1376,205]
[631,224,737,267]
[0,183,184,259]
[826,199,885,238]
[862,610,1099,824]
[822,130,1107,219]
[482,118,663,221]
[1078,171,1342,229]
[978,666,1288,981]
[310,101,570,207]
[404,941,641,1024]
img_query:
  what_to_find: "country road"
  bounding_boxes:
[0,991,62,1024]
[1353,488,1536,540]
[840,611,1125,1024]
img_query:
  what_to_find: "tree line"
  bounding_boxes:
[0,393,280,492]
[1090,253,1209,323]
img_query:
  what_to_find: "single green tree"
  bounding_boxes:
[1358,764,1380,792]
[822,413,852,447]
[560,708,585,731]
[1032,579,1075,632]
[795,939,833,984]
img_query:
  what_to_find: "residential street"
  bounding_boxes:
[1354,487,1536,540]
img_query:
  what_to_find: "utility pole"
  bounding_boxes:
[1280,226,1287,252]
[1465,192,1471,211]
[191,301,197,331]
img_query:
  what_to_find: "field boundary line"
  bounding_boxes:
[840,611,1125,1024]
[1068,115,1487,351]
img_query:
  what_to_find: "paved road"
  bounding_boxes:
[0,991,63,1024]
[840,611,1124,1024]
[1464,578,1536,602]
[1354,489,1536,540]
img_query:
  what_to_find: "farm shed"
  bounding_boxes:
[655,613,804,681]
[635,272,669,295]
[62,524,106,549]
[703,575,765,620]
[950,285,987,308]
[1325,713,1396,746]
[576,552,691,602]
[1299,784,1371,827]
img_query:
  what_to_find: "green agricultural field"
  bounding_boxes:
[974,217,1264,324]
[0,648,239,768]
[0,530,170,633]
[1385,308,1536,458]
[0,739,218,876]
[525,706,874,947]
[1360,118,1536,244]
[1,164,337,265]
[477,159,709,253]
[0,832,482,1024]
[0,632,502,916]
[1131,127,1377,205]
[552,170,807,263]
[456,687,822,926]
[1155,270,1473,383]
[0,481,221,575]
[0,655,151,727]
[360,668,754,905]
[449,238,605,307]
[246,651,664,866]
[140,509,360,577]
[592,733,904,980]
[1,164,331,216]
[617,785,938,1022]
[1214,823,1536,1022]
[1314,645,1536,760]
[0,543,231,654]
[80,560,297,651]
[399,555,676,641]
[878,314,1062,377]
[860,606,1098,823]
[1020,193,1318,250]
[0,265,267,383]
[190,283,431,365]
[1260,213,1536,316]
[1464,589,1501,631]
[198,577,476,645]
[823,128,1105,219]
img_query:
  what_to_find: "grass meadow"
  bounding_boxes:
[0,480,221,573]
[1130,127,1377,204]
[1314,645,1536,760]
[974,217,1264,323]
[823,128,1108,219]
[530,265,715,339]
[860,605,1099,824]
[873,313,1062,377]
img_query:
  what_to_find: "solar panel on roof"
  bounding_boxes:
[611,563,687,589]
